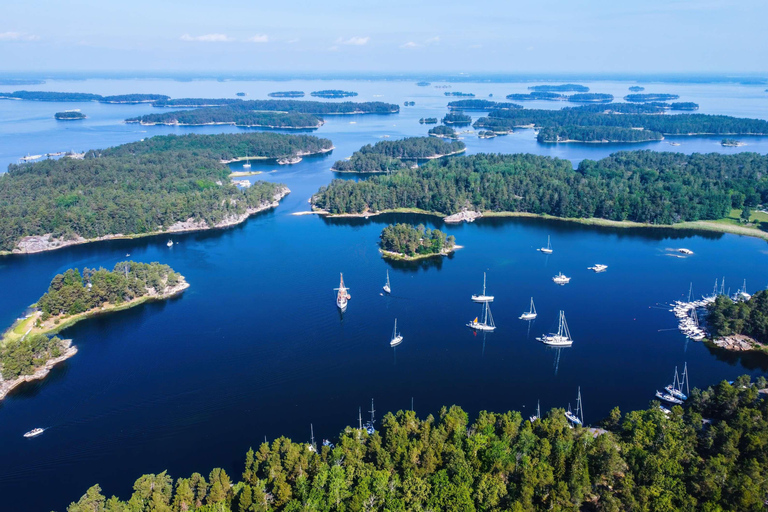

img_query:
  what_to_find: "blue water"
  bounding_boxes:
[1,79,767,511]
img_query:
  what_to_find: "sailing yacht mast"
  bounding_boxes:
[358,407,363,430]
[576,388,584,424]
[383,270,391,294]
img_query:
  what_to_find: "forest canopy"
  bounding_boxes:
[529,83,589,92]
[707,290,768,345]
[447,99,522,111]
[151,98,398,114]
[268,91,305,98]
[380,223,455,257]
[126,108,323,129]
[625,93,681,102]
[310,90,358,98]
[331,137,465,173]
[55,111,86,120]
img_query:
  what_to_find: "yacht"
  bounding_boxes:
[335,273,351,311]
[677,248,694,255]
[588,264,608,273]
[243,153,251,169]
[467,301,496,331]
[552,272,571,285]
[529,401,541,423]
[471,272,494,302]
[564,388,583,425]
[519,297,537,320]
[537,311,572,346]
[166,239,173,247]
[538,235,553,254]
[655,390,684,405]
[664,363,690,400]
[23,428,44,438]
[390,318,403,347]
[383,270,391,294]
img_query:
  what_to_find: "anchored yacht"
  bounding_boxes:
[519,297,537,320]
[537,311,572,346]
[552,272,571,285]
[471,272,494,302]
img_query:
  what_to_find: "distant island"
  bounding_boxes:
[0,132,338,253]
[99,94,170,104]
[54,111,86,120]
[529,83,589,92]
[329,136,465,173]
[537,126,663,143]
[1,262,187,401]
[444,92,475,97]
[268,91,305,98]
[404,101,415,106]
[0,79,45,85]
[419,117,438,124]
[126,108,323,129]
[0,91,170,103]
[669,102,699,111]
[150,98,399,114]
[477,130,497,139]
[567,93,614,103]
[625,93,680,102]
[628,85,645,92]
[236,92,247,97]
[506,91,566,101]
[310,90,358,98]
[415,81,431,86]
[442,112,472,125]
[428,125,458,139]
[379,223,456,261]
[708,290,768,353]
[447,99,522,111]
[721,138,746,147]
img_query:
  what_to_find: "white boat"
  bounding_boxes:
[23,428,44,438]
[471,272,494,302]
[537,311,572,346]
[658,405,672,415]
[565,388,583,425]
[552,272,571,285]
[588,264,608,273]
[529,400,541,423]
[383,270,391,294]
[519,297,537,320]
[390,318,403,347]
[655,390,683,405]
[538,235,553,254]
[467,301,496,331]
[243,153,252,169]
[664,365,689,401]
[335,273,351,311]
[677,248,693,255]
[166,239,173,247]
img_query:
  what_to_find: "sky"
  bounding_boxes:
[1,0,766,74]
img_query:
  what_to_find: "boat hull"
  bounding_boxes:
[467,323,495,332]
[519,313,537,320]
[390,336,403,347]
[471,295,494,303]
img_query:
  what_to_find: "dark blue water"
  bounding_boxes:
[1,79,767,511]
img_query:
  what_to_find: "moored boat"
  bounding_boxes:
[390,318,403,347]
[335,273,351,311]
[538,235,553,254]
[468,301,496,331]
[537,311,572,346]
[471,272,494,302]
[552,272,571,285]
[23,428,44,438]
[519,297,537,320]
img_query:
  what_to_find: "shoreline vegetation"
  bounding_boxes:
[0,133,322,254]
[64,375,768,512]
[0,91,171,103]
[0,262,188,401]
[54,111,86,120]
[126,109,324,129]
[379,223,456,261]
[707,290,768,354]
[330,137,466,173]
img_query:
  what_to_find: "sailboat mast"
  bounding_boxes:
[483,272,487,295]
[537,400,541,418]
[683,362,689,396]
[369,399,375,425]
[311,424,315,446]
[358,407,362,430]
[576,387,583,424]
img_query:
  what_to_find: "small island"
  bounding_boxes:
[126,108,323,129]
[268,91,304,98]
[149,98,399,114]
[419,117,438,124]
[707,290,768,353]
[99,94,170,104]
[625,93,680,102]
[310,90,358,98]
[54,111,86,120]
[529,84,589,92]
[537,126,663,143]
[0,91,171,103]
[477,130,497,139]
[416,81,431,87]
[330,136,466,173]
[379,223,456,261]
[444,92,475,97]
[669,102,699,111]
[236,92,247,97]
[721,138,746,147]
[403,101,415,106]
[0,262,188,400]
[628,86,645,92]
[442,112,472,125]
[447,99,522,111]
[567,93,614,103]
[428,125,458,139]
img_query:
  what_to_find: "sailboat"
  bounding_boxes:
[537,311,572,346]
[335,273,351,311]
[383,270,391,294]
[471,272,494,302]
[538,235,553,254]
[529,401,541,423]
[565,388,583,425]
[166,239,173,248]
[519,297,537,320]
[243,152,251,169]
[467,301,496,331]
[364,399,376,434]
[390,318,403,347]
[664,363,690,400]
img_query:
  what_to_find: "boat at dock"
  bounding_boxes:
[23,428,44,438]
[335,273,351,311]
[537,311,572,346]
[390,318,403,347]
[468,301,496,331]
[538,235,553,254]
[471,272,494,302]
[655,390,683,405]
[383,270,391,294]
[565,388,583,425]
[529,400,541,423]
[519,297,537,320]
[552,272,571,285]
[664,364,689,401]
[588,264,608,273]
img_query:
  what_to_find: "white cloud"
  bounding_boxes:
[0,32,39,41]
[180,33,233,42]
[337,36,369,46]
[247,34,269,43]
[400,41,419,49]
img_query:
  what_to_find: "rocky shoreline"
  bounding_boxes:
[711,334,766,353]
[0,339,77,400]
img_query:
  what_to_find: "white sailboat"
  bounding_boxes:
[243,152,251,169]
[468,301,496,331]
[552,272,571,285]
[538,235,553,254]
[537,311,572,346]
[471,272,494,302]
[390,318,403,347]
[565,388,583,425]
[655,390,683,405]
[335,273,351,311]
[664,366,688,401]
[519,297,537,320]
[383,270,391,294]
[529,400,541,423]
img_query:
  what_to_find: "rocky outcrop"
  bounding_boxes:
[0,339,77,400]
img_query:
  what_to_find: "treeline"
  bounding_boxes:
[312,151,768,224]
[151,98,399,114]
[1,333,65,379]
[506,92,566,101]
[567,93,614,103]
[708,290,768,344]
[331,137,465,173]
[529,83,589,92]
[380,223,455,256]
[570,102,699,114]
[428,125,458,139]
[268,91,304,98]
[0,91,170,103]
[100,94,171,104]
[670,102,699,111]
[444,91,475,97]
[625,93,680,102]
[126,108,322,129]
[447,99,522,111]
[628,85,645,92]
[0,134,295,251]
[442,112,472,125]
[419,117,438,124]
[64,376,768,512]
[538,126,663,143]
[310,90,357,98]
[55,111,86,120]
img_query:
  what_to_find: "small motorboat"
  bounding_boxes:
[23,428,45,438]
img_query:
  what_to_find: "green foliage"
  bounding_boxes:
[447,100,522,111]
[428,125,458,139]
[0,91,170,103]
[625,93,680,102]
[0,333,65,379]
[506,91,566,101]
[55,111,86,120]
[151,98,399,114]
[331,137,465,173]
[442,112,472,125]
[530,84,589,92]
[310,90,357,98]
[708,290,768,343]
[267,91,304,98]
[670,102,699,111]
[66,377,768,512]
[567,93,614,103]
[380,223,455,256]
[313,151,768,224]
[100,94,170,104]
[538,126,663,143]
[419,117,438,124]
[127,108,322,128]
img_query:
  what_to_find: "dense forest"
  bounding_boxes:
[529,83,589,92]
[570,103,668,114]
[537,126,663,143]
[628,86,645,92]
[268,91,305,98]
[0,91,170,103]
[126,108,323,129]
[0,134,300,251]
[64,375,768,512]
[447,99,522,111]
[625,93,680,102]
[506,92,566,101]
[567,93,614,103]
[0,333,66,380]
[474,108,768,138]
[100,94,171,103]
[708,290,768,345]
[331,137,465,173]
[151,98,399,114]
[312,151,768,224]
[444,92,475,97]
[419,117,438,124]
[55,111,86,120]
[310,90,358,98]
[670,102,699,111]
[380,223,455,257]
[442,112,472,125]
[428,125,458,139]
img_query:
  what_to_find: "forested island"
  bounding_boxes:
[55,111,86,120]
[330,137,466,173]
[236,92,247,97]
[722,138,746,147]
[126,108,323,129]
[0,133,326,253]
[628,85,645,92]
[0,91,170,103]
[567,93,614,103]
[537,126,663,143]
[447,99,522,111]
[428,125,458,139]
[670,102,699,111]
[63,376,768,512]
[379,223,456,260]
[310,90,357,98]
[313,151,768,232]
[444,91,475,97]
[1,262,187,400]
[625,93,680,102]
[708,290,768,352]
[99,94,170,104]
[150,98,399,114]
[442,112,472,125]
[506,92,566,101]
[419,117,438,124]
[529,83,589,92]
[478,130,498,138]
[416,81,431,86]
